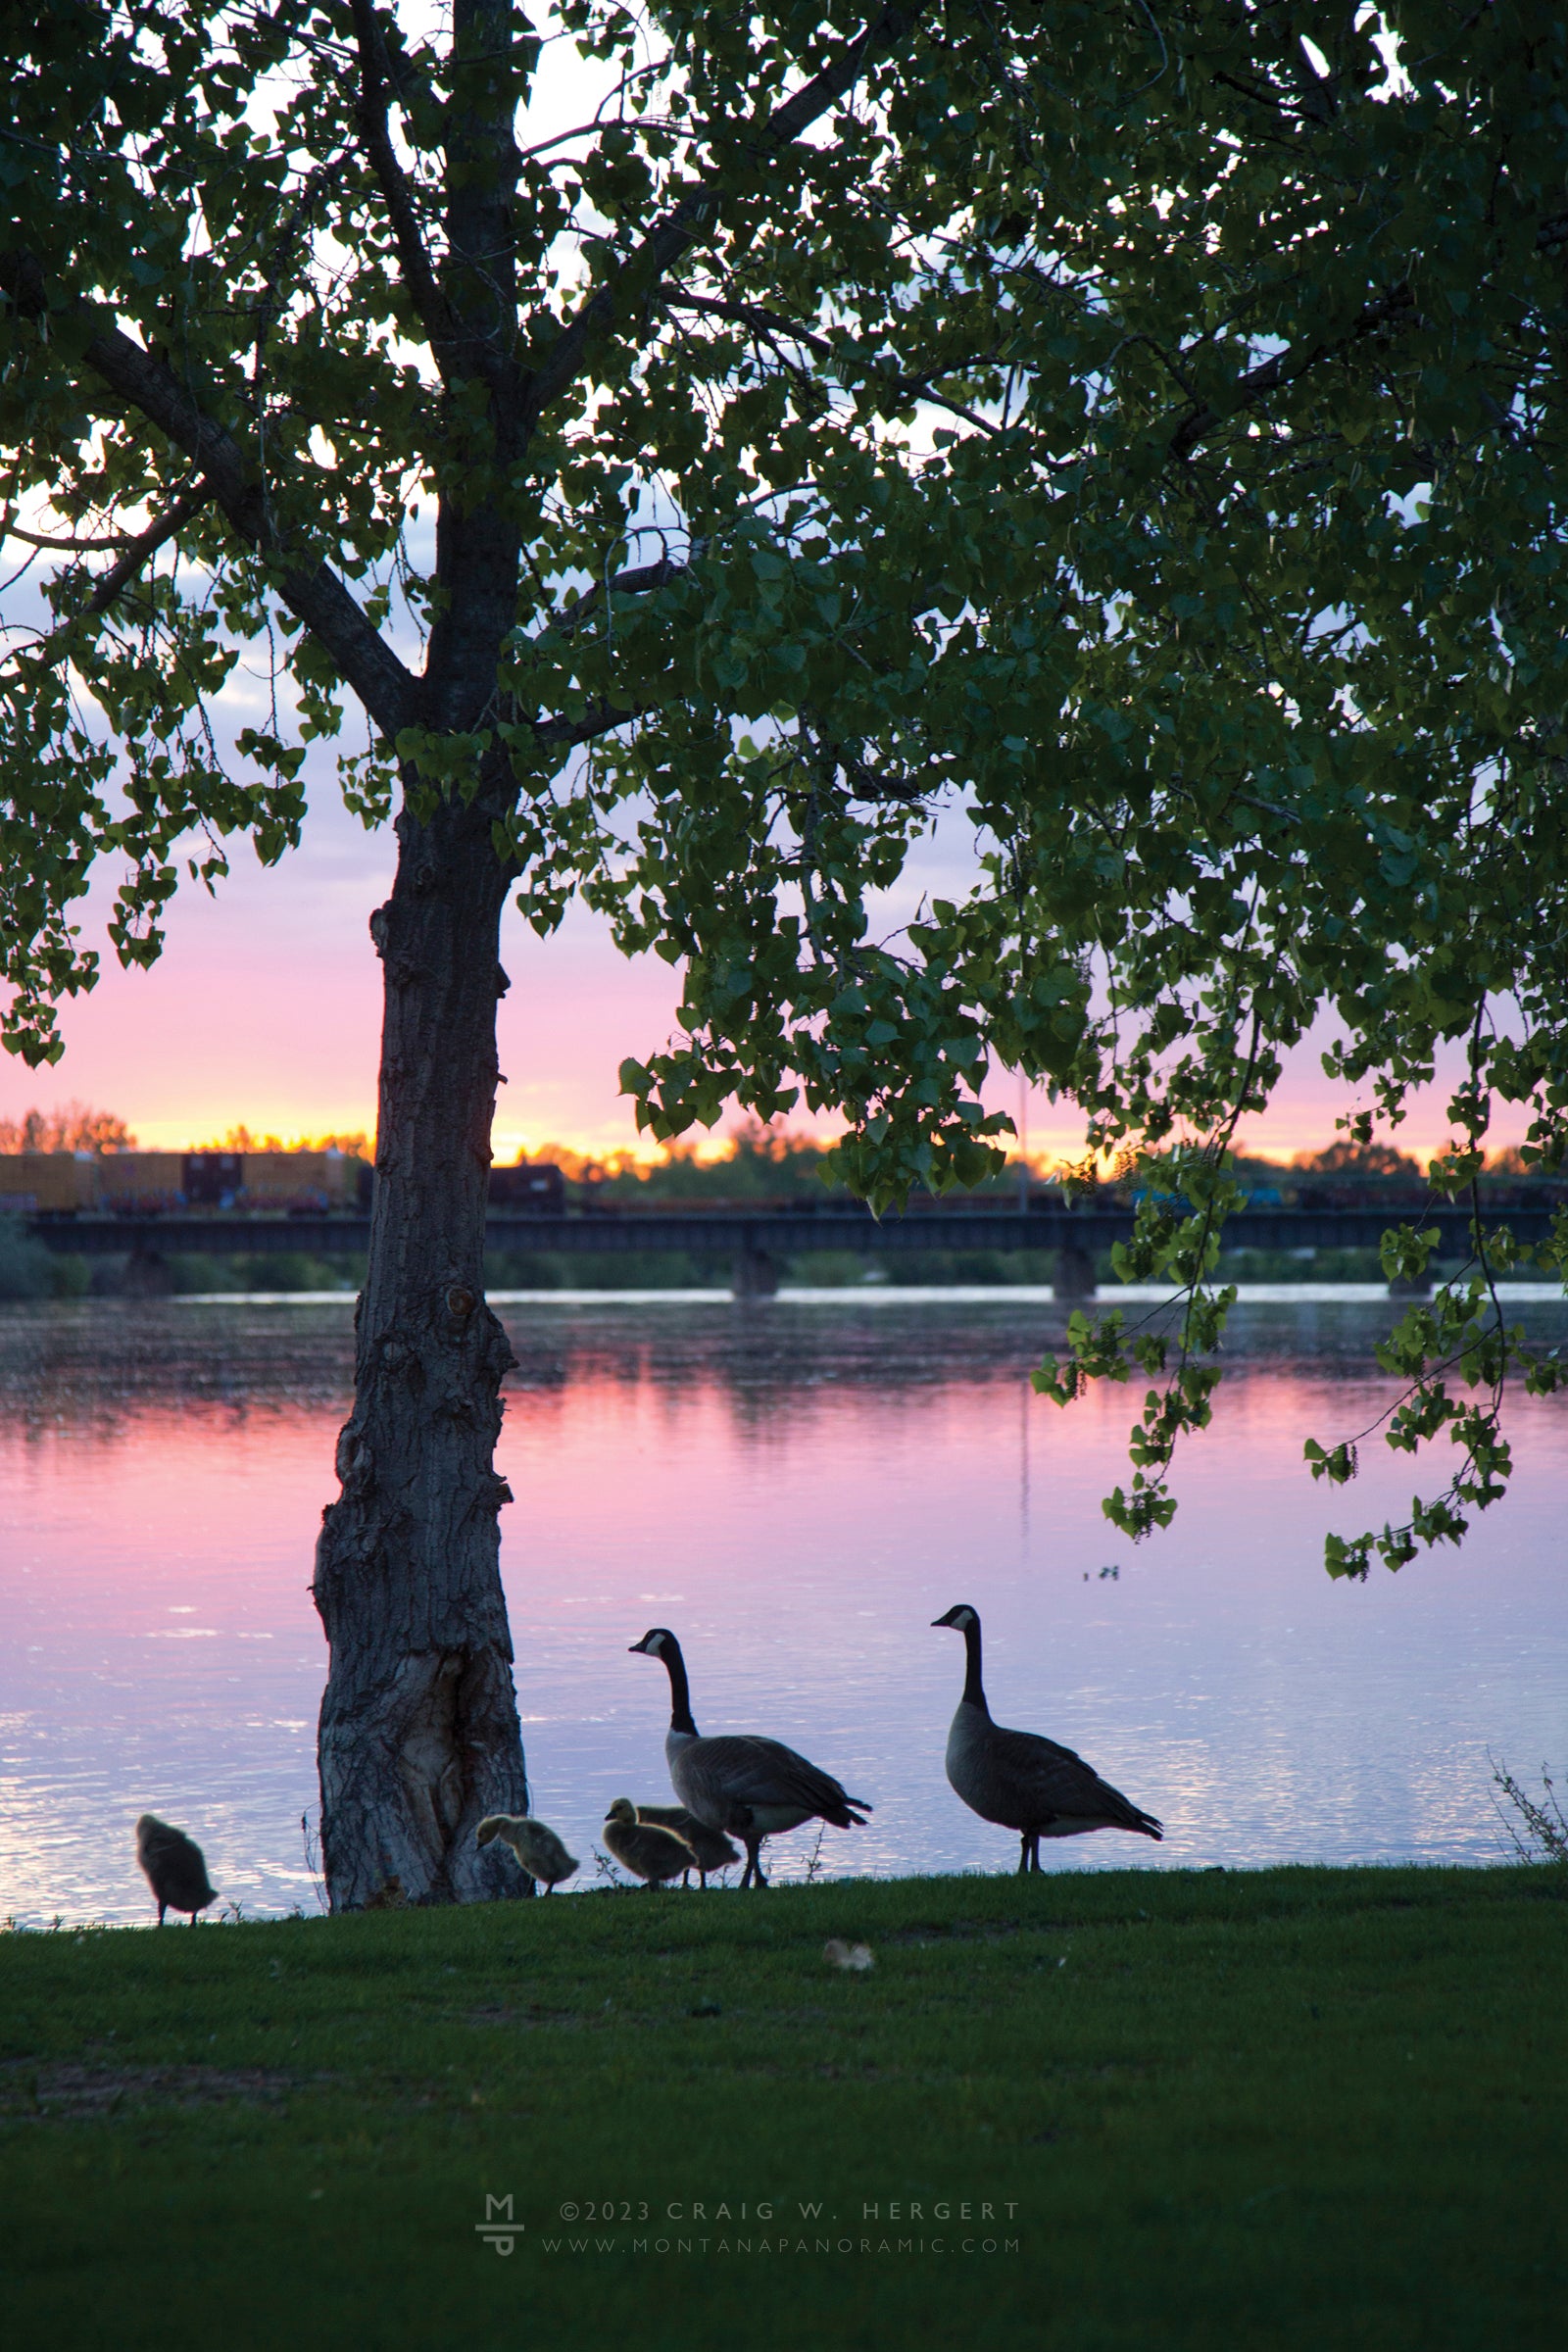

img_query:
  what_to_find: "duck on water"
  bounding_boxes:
[932,1604,1161,1872]
[629,1628,871,1887]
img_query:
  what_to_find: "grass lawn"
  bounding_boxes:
[2,1864,1563,2350]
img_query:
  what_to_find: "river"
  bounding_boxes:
[2,1288,1565,1923]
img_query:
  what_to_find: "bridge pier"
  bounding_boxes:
[1054,1245,1098,1302]
[121,1248,174,1298]
[732,1245,779,1299]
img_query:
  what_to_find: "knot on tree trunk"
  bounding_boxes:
[368,897,430,988]
[333,1425,374,1494]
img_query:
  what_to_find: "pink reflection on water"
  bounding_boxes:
[2,1299,1566,1924]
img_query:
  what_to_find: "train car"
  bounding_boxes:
[95,1152,187,1212]
[182,1152,243,1206]
[239,1149,357,1209]
[488,1160,566,1212]
[0,1152,101,1213]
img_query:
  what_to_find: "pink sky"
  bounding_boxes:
[0,765,1519,1168]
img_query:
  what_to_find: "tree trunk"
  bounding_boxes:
[311,784,530,1908]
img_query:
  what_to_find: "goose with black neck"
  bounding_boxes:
[629,1627,871,1888]
[933,1603,1162,1872]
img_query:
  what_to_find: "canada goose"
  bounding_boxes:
[932,1605,1162,1870]
[629,1627,871,1889]
[602,1797,696,1887]
[633,1804,742,1888]
[474,1814,579,1893]
[134,1814,218,1926]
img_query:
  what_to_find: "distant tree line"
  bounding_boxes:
[0,1100,134,1153]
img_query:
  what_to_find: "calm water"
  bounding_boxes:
[2,1291,1565,1924]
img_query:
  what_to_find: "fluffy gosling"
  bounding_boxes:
[474,1814,579,1893]
[135,1814,217,1927]
[603,1797,696,1888]
[824,1938,874,1972]
[633,1803,741,1887]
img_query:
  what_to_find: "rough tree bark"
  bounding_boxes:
[305,0,533,1909]
[312,782,530,1908]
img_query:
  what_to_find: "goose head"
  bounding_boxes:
[605,1796,637,1826]
[933,1603,987,1709]
[630,1625,698,1734]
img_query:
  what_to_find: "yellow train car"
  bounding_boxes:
[239,1150,356,1208]
[96,1152,187,1211]
[0,1152,101,1212]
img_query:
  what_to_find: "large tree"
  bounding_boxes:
[4,2,1567,1903]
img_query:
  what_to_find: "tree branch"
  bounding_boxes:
[349,0,470,380]
[666,287,834,361]
[664,289,1003,435]
[0,251,425,737]
[20,484,214,669]
[2,519,137,552]
[547,554,688,635]
[86,319,424,734]
[534,694,649,750]
[520,5,918,432]
[1169,206,1568,455]
[1167,284,1417,460]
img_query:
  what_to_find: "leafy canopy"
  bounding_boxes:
[4,2,1568,1566]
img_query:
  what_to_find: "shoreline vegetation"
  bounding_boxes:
[7,1244,1568,1305]
[2,1864,1561,2348]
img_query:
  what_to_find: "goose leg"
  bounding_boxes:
[1016,1834,1030,1877]
[743,1835,768,1889]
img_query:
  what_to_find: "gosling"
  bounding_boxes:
[135,1814,218,1927]
[475,1814,579,1893]
[633,1803,741,1888]
[602,1797,696,1889]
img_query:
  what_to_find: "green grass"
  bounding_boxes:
[2,1866,1563,2350]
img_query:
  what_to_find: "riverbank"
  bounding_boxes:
[2,1865,1561,2349]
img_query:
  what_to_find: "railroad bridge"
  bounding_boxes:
[21,1192,1566,1300]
